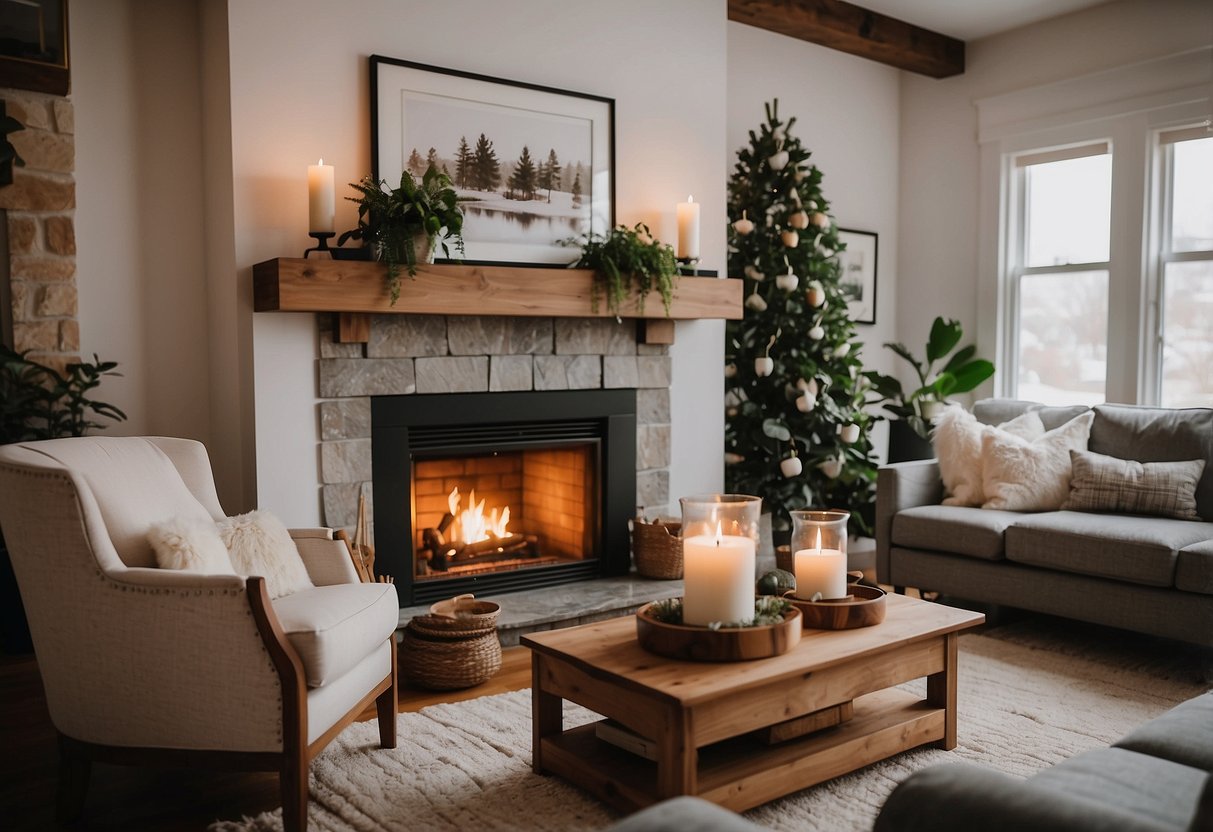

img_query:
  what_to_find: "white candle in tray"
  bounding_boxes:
[682,522,755,626]
[308,159,335,233]
[794,529,847,600]
[676,195,701,260]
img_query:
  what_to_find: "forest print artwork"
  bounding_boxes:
[398,91,594,264]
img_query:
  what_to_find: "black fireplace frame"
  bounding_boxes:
[372,389,636,606]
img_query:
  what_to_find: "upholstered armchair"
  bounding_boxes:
[0,436,399,832]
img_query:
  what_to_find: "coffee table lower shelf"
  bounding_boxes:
[539,688,943,813]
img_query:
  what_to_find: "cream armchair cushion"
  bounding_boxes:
[273,582,400,687]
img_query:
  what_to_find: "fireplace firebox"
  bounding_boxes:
[372,389,636,606]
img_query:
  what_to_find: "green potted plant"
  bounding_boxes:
[564,222,678,317]
[1,346,127,652]
[337,167,466,304]
[871,317,994,461]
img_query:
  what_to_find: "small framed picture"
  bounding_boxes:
[837,229,878,325]
[0,0,70,96]
[370,56,614,267]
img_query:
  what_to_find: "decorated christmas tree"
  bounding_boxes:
[725,100,880,539]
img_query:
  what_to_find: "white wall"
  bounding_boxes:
[727,21,902,455]
[222,0,729,523]
[898,0,1213,395]
[72,0,211,445]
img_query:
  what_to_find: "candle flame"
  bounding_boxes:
[687,195,694,203]
[318,158,324,165]
[713,520,723,545]
[815,528,822,553]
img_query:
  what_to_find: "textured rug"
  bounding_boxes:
[213,617,1212,832]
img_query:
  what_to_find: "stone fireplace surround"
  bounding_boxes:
[315,313,673,546]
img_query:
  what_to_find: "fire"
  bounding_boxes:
[447,487,511,544]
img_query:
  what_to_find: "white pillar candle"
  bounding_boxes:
[793,529,847,600]
[676,195,700,260]
[682,527,756,626]
[308,159,335,233]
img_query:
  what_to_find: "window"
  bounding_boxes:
[1009,145,1112,406]
[1157,131,1213,407]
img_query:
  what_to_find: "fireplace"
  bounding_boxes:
[372,389,636,605]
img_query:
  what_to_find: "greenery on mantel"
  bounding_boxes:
[872,316,995,440]
[563,222,678,317]
[645,596,793,630]
[337,168,466,304]
[0,346,127,444]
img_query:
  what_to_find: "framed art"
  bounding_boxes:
[837,229,878,325]
[371,55,614,266]
[0,0,70,96]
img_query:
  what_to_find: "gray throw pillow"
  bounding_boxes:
[1063,450,1205,520]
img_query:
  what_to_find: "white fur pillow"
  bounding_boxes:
[933,405,1046,507]
[981,411,1095,512]
[217,510,314,599]
[147,516,235,574]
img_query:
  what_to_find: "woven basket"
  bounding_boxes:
[632,519,683,579]
[428,593,501,628]
[401,614,502,690]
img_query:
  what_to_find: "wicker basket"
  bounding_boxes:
[401,613,502,690]
[632,518,683,579]
[428,593,501,627]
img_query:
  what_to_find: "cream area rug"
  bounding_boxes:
[213,618,1212,832]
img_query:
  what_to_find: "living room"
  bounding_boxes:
[1,0,1211,830]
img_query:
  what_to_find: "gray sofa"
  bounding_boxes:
[876,400,1213,647]
[875,692,1213,831]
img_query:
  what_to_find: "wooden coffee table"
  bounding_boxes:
[522,593,983,812]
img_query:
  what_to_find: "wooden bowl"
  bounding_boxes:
[788,584,886,630]
[635,603,802,662]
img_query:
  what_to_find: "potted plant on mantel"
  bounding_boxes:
[0,346,126,653]
[564,222,679,318]
[871,317,994,462]
[337,167,466,304]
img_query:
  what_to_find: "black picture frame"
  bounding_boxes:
[837,228,878,325]
[370,55,615,267]
[0,0,70,96]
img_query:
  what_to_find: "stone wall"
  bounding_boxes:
[317,315,673,538]
[0,89,77,367]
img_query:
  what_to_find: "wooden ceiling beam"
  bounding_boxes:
[728,0,965,79]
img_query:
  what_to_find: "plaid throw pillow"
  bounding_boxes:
[1063,450,1205,520]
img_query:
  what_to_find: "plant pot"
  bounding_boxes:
[887,419,935,463]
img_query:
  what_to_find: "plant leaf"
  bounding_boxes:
[926,317,962,363]
[946,359,995,393]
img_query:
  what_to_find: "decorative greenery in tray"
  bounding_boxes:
[563,222,678,317]
[338,167,466,304]
[644,596,793,630]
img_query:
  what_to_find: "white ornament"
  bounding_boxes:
[732,210,754,235]
[725,452,745,465]
[743,265,765,281]
[808,325,825,340]
[796,392,817,413]
[775,269,799,292]
[772,127,786,142]
[810,211,830,229]
[834,342,851,358]
[788,210,809,229]
[745,291,768,312]
[840,423,861,444]
[817,458,843,479]
[724,362,737,378]
[781,229,799,248]
[780,456,803,478]
[754,356,774,377]
[797,377,820,395]
[768,150,789,171]
[806,281,826,307]
[807,200,818,210]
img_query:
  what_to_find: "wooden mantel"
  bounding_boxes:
[253,258,743,345]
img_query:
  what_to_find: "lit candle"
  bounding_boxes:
[308,159,335,233]
[676,195,700,260]
[794,529,847,600]
[682,521,756,626]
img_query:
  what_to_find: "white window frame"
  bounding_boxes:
[975,48,1212,405]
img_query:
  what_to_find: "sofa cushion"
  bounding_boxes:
[1115,693,1213,771]
[892,505,1023,560]
[1089,404,1213,521]
[973,398,1091,431]
[933,405,1045,507]
[1005,512,1213,587]
[271,581,399,687]
[1177,539,1213,596]
[1063,449,1205,521]
[1029,747,1207,832]
[981,412,1094,512]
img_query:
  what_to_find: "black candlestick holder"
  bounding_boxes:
[304,232,335,259]
[676,256,701,275]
